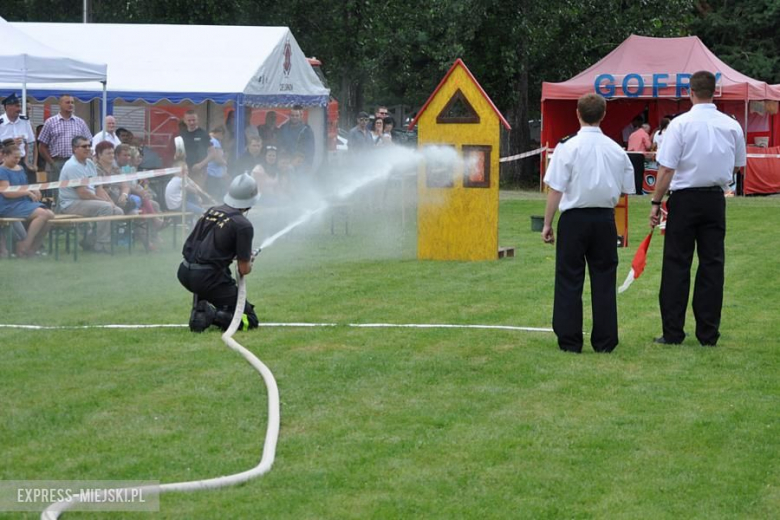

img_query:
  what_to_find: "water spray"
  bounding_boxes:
[252,145,459,250]
[258,204,328,250]
[39,145,471,517]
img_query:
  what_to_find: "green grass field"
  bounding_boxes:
[1,191,778,519]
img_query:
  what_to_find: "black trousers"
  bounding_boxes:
[554,208,619,353]
[659,189,725,345]
[628,153,645,195]
[177,263,257,321]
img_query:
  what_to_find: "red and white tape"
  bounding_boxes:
[499,147,547,163]
[0,167,181,193]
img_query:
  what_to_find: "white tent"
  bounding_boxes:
[0,16,108,114]
[1,22,328,105]
[0,22,330,164]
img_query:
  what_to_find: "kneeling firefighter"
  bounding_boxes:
[178,173,261,332]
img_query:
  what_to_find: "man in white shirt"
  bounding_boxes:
[650,71,746,347]
[165,161,208,214]
[0,93,36,180]
[542,93,635,354]
[91,115,121,152]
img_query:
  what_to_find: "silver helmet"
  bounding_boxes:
[224,173,261,209]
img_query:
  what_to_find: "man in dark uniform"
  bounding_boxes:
[542,93,635,353]
[178,173,261,332]
[650,71,746,346]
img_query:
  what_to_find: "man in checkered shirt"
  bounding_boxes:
[38,94,92,185]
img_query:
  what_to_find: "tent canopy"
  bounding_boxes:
[541,34,780,149]
[1,22,329,107]
[0,16,107,83]
[542,35,780,102]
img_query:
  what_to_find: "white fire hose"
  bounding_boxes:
[42,258,280,519]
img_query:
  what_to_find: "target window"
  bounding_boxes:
[425,144,457,188]
[462,145,491,188]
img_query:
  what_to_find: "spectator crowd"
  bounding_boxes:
[1,93,399,258]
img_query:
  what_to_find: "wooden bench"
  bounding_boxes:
[49,211,192,260]
[0,214,81,258]
[0,217,25,257]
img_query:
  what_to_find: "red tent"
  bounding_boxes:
[541,35,780,194]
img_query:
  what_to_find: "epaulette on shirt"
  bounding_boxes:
[558,132,578,145]
[0,117,4,125]
[20,115,29,120]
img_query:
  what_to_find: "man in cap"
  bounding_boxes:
[177,173,261,332]
[0,93,36,183]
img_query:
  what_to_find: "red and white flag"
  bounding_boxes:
[618,230,655,293]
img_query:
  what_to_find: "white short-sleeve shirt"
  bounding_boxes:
[653,131,664,152]
[165,176,183,210]
[544,126,636,213]
[656,103,746,191]
[0,115,36,157]
[91,130,122,152]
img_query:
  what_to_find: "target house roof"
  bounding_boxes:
[409,59,511,131]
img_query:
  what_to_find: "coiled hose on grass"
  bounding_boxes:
[42,267,280,519]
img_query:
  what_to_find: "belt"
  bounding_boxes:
[671,186,723,194]
[182,259,215,270]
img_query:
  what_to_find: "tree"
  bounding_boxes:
[7,0,704,186]
[692,0,780,83]
[463,0,694,185]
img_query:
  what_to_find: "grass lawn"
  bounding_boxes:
[1,191,778,519]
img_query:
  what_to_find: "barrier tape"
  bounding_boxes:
[499,147,546,163]
[505,147,773,162]
[29,316,553,514]
[0,167,181,193]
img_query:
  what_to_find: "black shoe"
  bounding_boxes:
[189,300,217,332]
[653,336,683,345]
[698,332,719,346]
